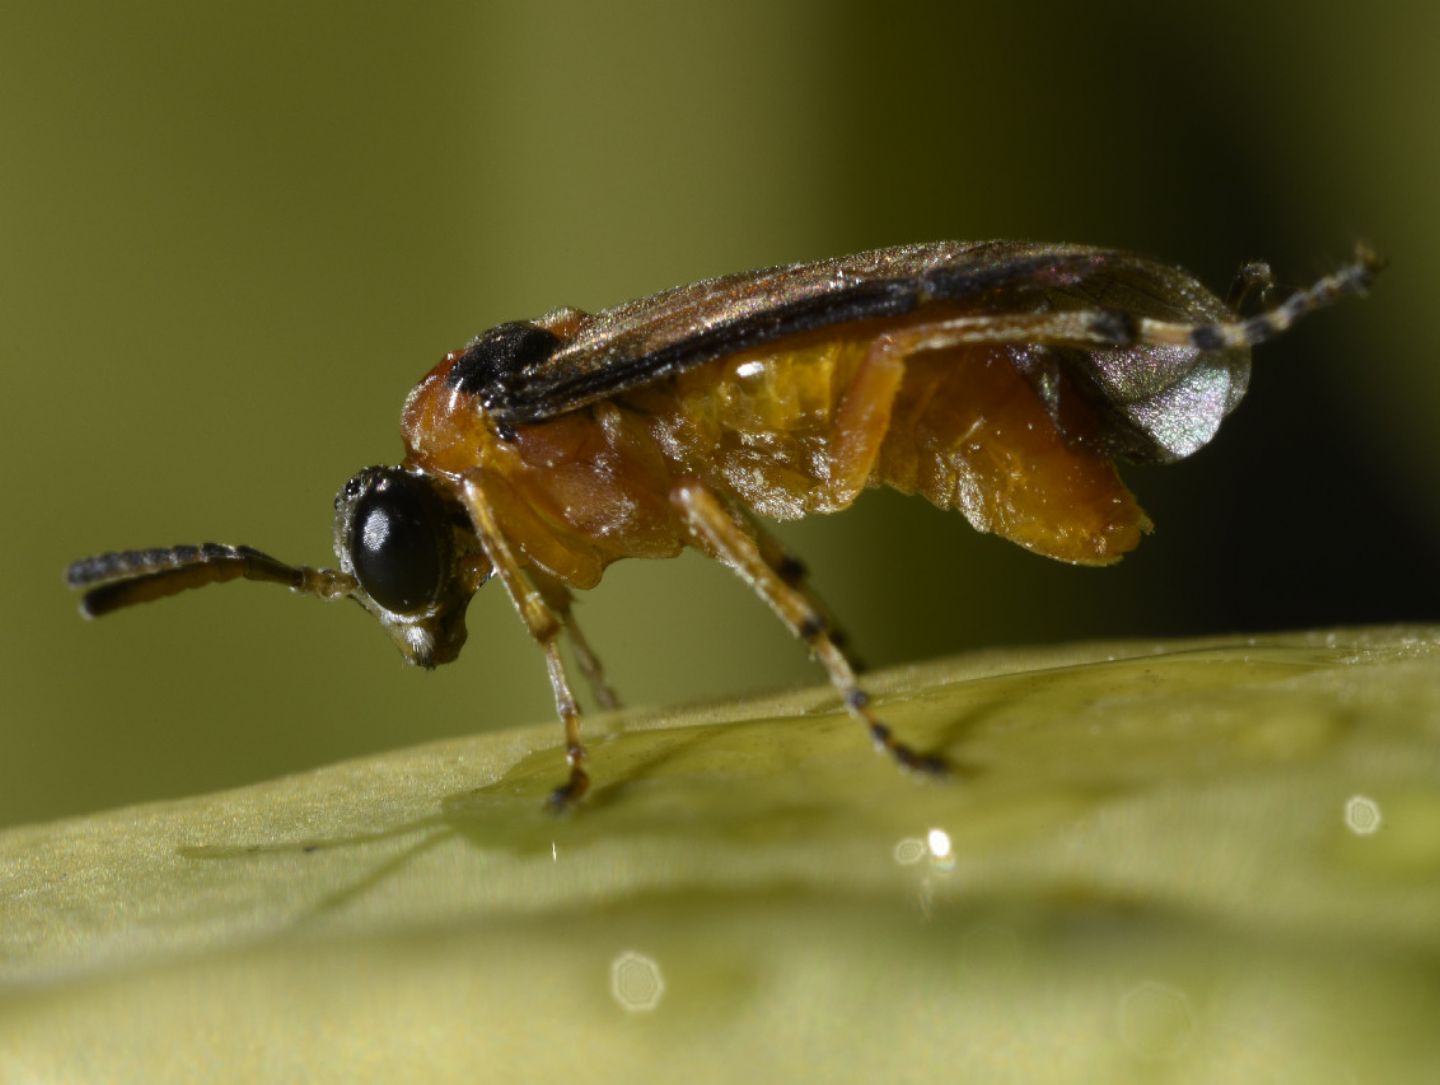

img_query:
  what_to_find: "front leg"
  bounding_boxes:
[461,477,591,809]
[671,478,944,776]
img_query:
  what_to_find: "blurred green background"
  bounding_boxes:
[2,2,1436,830]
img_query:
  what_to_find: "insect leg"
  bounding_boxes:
[1134,246,1382,349]
[530,567,622,711]
[461,478,591,808]
[734,336,908,672]
[742,515,864,670]
[562,608,621,711]
[889,246,1382,355]
[672,478,943,775]
[1226,260,1276,313]
[825,337,907,504]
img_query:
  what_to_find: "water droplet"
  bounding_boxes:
[1117,981,1195,1058]
[610,951,665,1013]
[892,837,926,865]
[1344,794,1382,836]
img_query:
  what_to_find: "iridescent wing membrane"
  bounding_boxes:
[474,241,1249,465]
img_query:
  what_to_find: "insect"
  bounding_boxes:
[68,240,1382,808]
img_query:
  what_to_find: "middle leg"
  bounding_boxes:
[530,567,622,711]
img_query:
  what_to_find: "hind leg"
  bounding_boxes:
[743,516,866,671]
[672,478,942,775]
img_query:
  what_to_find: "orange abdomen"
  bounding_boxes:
[650,325,1151,565]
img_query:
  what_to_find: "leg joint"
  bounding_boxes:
[776,554,807,586]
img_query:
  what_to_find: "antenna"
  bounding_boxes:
[66,543,356,618]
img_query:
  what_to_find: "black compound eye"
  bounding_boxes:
[348,472,452,614]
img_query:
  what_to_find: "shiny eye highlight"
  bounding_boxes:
[345,469,452,614]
